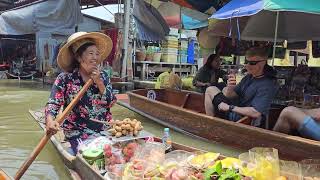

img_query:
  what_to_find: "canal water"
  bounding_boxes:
[0,79,241,180]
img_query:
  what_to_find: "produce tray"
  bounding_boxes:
[100,130,154,143]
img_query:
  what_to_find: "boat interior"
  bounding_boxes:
[131,88,285,130]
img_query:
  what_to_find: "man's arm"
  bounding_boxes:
[218,103,261,119]
[232,106,261,119]
[222,87,238,99]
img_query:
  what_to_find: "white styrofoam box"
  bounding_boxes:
[169,28,179,36]
[179,33,188,39]
[180,29,197,38]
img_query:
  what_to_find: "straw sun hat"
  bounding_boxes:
[57,32,113,72]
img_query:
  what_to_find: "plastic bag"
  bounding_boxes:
[133,142,166,164]
[249,147,280,180]
[279,160,302,180]
[301,159,320,179]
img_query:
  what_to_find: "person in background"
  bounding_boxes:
[45,32,116,155]
[204,47,278,127]
[273,106,320,141]
[192,54,227,93]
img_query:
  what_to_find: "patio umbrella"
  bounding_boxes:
[209,0,320,42]
[208,0,320,64]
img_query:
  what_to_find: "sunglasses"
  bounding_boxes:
[244,59,266,65]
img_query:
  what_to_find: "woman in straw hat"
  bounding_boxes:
[45,32,116,155]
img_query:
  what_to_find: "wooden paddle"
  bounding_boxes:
[15,79,93,180]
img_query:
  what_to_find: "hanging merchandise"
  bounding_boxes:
[233,40,251,56]
[216,37,233,56]
[290,60,311,102]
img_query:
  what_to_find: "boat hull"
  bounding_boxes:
[5,72,35,79]
[28,109,206,180]
[127,89,320,161]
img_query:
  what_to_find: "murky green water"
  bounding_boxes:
[0,79,241,180]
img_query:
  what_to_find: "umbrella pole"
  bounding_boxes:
[179,5,182,77]
[272,11,279,66]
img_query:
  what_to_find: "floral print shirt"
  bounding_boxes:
[45,69,116,140]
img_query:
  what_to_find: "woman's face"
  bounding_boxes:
[211,58,221,69]
[78,45,100,73]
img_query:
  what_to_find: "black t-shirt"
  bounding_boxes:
[193,66,227,93]
[230,75,278,125]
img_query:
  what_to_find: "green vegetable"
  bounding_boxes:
[219,168,241,180]
[204,161,223,180]
[203,162,242,180]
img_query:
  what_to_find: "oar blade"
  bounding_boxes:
[0,169,12,180]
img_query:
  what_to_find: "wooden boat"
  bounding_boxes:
[26,109,207,180]
[5,71,35,79]
[0,109,311,179]
[118,88,320,161]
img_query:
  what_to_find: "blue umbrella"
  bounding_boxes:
[209,0,320,42]
[209,0,320,64]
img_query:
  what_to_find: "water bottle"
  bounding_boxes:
[162,128,172,152]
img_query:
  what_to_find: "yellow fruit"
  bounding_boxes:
[220,157,241,169]
[276,176,287,180]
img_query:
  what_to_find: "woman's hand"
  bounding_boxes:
[46,119,60,135]
[91,66,106,95]
[90,66,102,84]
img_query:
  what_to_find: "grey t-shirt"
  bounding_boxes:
[230,74,278,125]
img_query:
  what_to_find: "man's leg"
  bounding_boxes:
[273,106,307,134]
[301,108,320,121]
[205,86,221,116]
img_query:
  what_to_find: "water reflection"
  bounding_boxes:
[0,79,71,180]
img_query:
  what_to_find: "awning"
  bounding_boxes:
[148,1,210,29]
[171,0,224,13]
[0,0,83,35]
[133,0,170,41]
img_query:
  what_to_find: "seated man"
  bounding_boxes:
[273,106,320,141]
[205,47,278,127]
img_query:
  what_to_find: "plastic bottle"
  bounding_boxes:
[162,128,172,152]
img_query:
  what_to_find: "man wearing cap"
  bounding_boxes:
[45,32,116,154]
[204,47,278,127]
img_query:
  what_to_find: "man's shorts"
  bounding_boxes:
[212,92,233,119]
[298,116,320,141]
